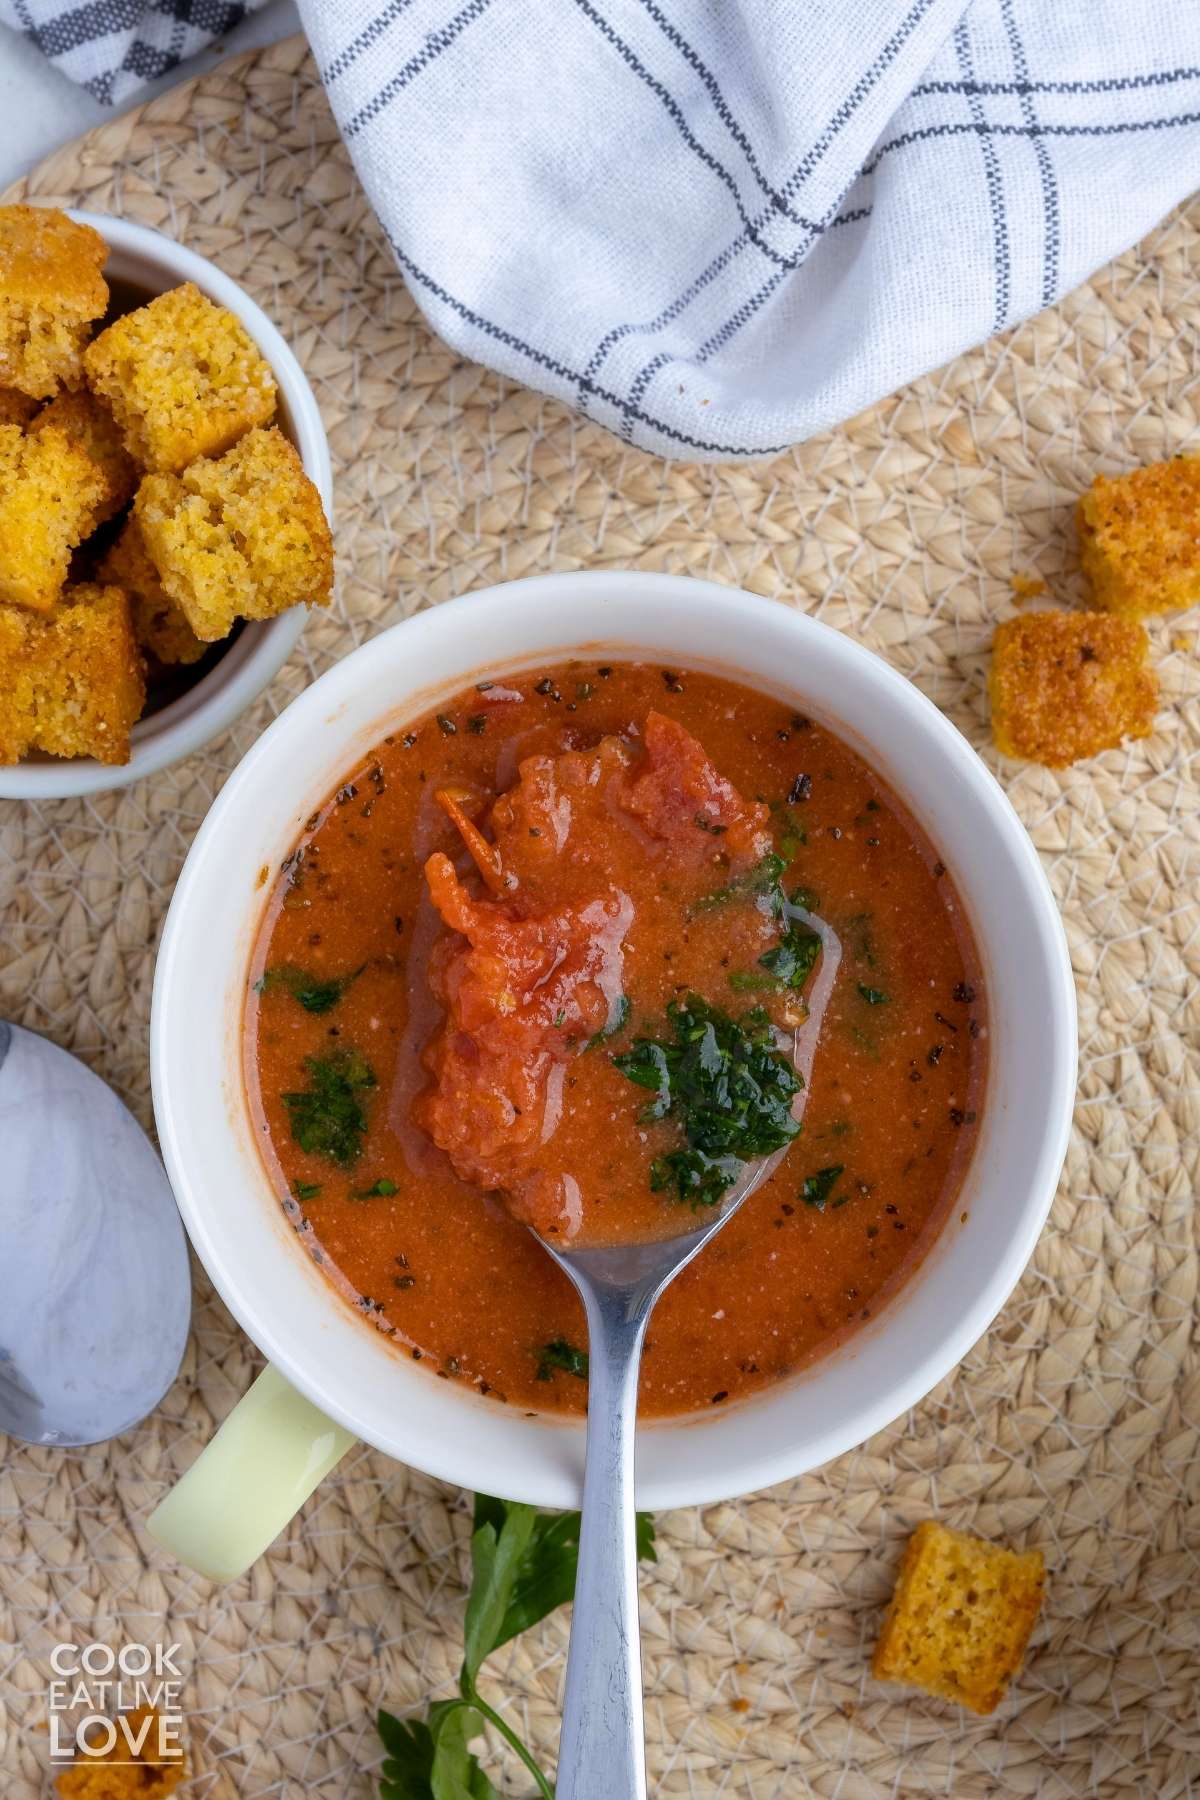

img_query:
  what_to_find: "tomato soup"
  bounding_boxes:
[245,662,985,1416]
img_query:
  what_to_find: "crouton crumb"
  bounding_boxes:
[54,1705,185,1797]
[0,385,38,426]
[872,1520,1045,1715]
[990,609,1157,766]
[1078,456,1200,617]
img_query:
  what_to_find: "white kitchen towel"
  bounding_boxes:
[301,0,1200,459]
[8,1,1200,460]
[0,0,268,105]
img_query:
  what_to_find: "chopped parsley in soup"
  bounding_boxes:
[245,662,985,1416]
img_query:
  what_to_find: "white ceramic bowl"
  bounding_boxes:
[0,211,333,802]
[151,572,1076,1510]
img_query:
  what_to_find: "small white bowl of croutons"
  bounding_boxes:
[0,206,334,799]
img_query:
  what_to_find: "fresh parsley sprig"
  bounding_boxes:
[378,1495,656,1799]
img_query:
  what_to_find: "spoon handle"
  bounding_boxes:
[556,1284,651,1800]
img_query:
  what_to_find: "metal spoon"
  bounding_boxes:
[0,1022,191,1446]
[545,911,842,1800]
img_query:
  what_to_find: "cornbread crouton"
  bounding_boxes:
[872,1521,1045,1715]
[84,281,276,472]
[30,388,140,526]
[1078,457,1200,617]
[55,1705,185,1797]
[0,206,108,399]
[0,584,144,764]
[134,425,333,641]
[990,610,1156,766]
[0,422,106,613]
[0,385,37,426]
[97,516,206,666]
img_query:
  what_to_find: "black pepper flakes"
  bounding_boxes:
[436,714,457,735]
[954,981,976,1004]
[788,772,813,804]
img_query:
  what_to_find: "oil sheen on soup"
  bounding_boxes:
[246,661,986,1417]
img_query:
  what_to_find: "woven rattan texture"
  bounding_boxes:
[2,37,1198,1799]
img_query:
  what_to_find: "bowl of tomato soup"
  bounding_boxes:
[151,572,1075,1515]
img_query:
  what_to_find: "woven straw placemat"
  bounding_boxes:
[2,36,1198,1798]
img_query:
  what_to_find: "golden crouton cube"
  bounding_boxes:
[54,1704,186,1798]
[0,584,145,765]
[97,516,206,666]
[0,205,108,399]
[990,610,1156,767]
[872,1521,1045,1715]
[134,425,333,641]
[0,421,106,614]
[30,388,140,527]
[0,386,37,426]
[1078,457,1200,617]
[84,281,277,473]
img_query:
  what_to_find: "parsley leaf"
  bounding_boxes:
[756,921,821,990]
[378,1701,496,1800]
[650,1148,745,1207]
[257,963,363,1014]
[463,1503,539,1686]
[281,1049,376,1167]
[585,993,631,1049]
[857,984,890,1005]
[614,994,802,1206]
[292,1179,322,1201]
[380,1495,656,1798]
[801,1164,844,1210]
[535,1339,589,1382]
[352,1177,399,1198]
[693,852,787,913]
